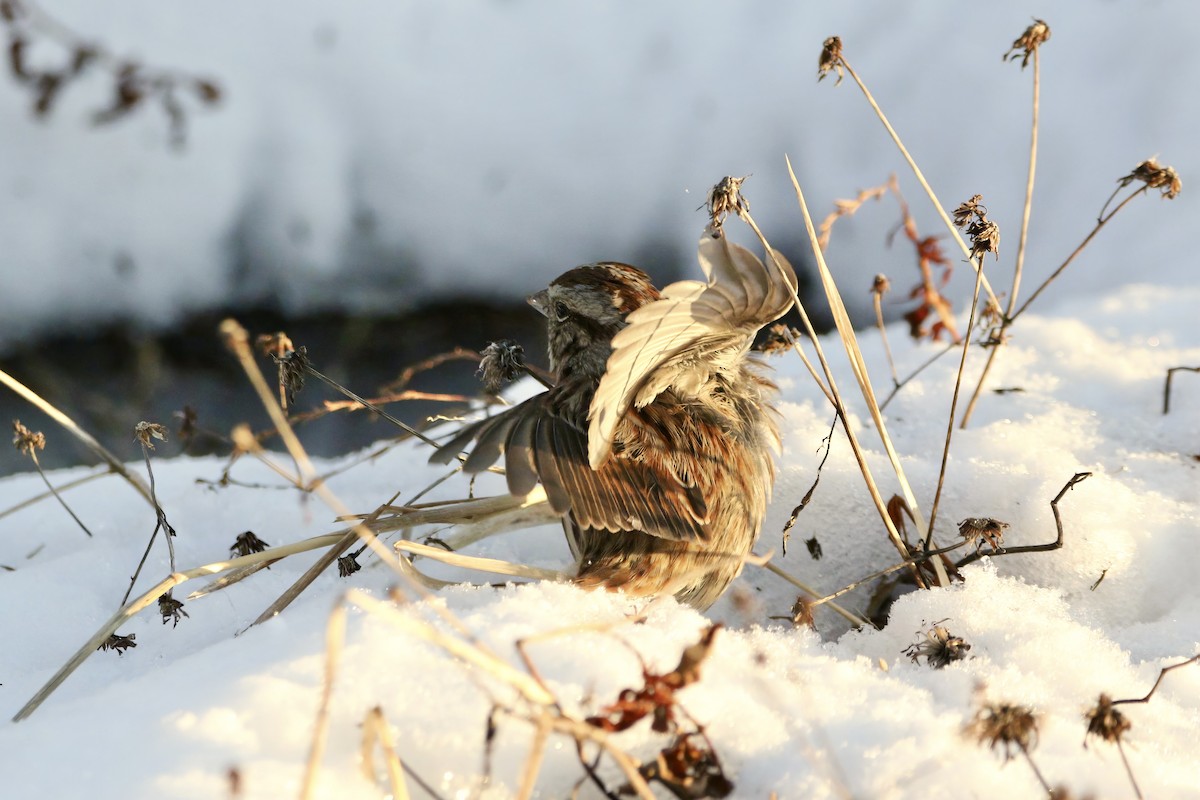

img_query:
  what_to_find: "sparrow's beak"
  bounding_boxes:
[527,289,550,317]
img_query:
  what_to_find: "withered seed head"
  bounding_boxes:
[753,323,799,356]
[904,621,971,669]
[1084,693,1131,746]
[230,531,269,558]
[704,175,750,232]
[337,554,362,577]
[159,591,189,628]
[953,195,986,228]
[1004,19,1051,68]
[12,420,45,455]
[959,517,1009,552]
[969,701,1039,760]
[1119,158,1182,200]
[477,339,526,394]
[135,421,169,449]
[870,274,891,295]
[818,36,845,84]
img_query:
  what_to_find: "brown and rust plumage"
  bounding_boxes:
[432,234,796,609]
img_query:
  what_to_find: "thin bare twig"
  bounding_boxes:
[955,472,1091,569]
[1163,366,1200,415]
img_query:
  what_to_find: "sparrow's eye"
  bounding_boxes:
[553,301,570,322]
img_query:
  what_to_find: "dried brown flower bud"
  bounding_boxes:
[959,517,1009,553]
[337,554,362,577]
[704,175,750,231]
[805,536,822,560]
[789,596,816,630]
[953,195,986,228]
[98,632,137,654]
[966,218,1001,261]
[256,331,294,358]
[753,323,799,356]
[904,621,971,669]
[969,701,1039,760]
[1084,694,1131,746]
[1004,19,1051,68]
[477,339,526,394]
[230,531,269,558]
[159,591,189,628]
[1119,158,1182,200]
[870,274,891,295]
[817,36,844,84]
[12,420,45,455]
[134,421,169,449]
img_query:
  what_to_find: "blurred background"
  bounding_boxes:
[0,0,1194,471]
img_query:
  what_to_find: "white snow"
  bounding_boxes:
[1,1,1197,341]
[1,3,1199,799]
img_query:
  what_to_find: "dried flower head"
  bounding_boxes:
[953,195,1000,261]
[256,331,294,358]
[98,632,137,654]
[12,420,45,455]
[134,421,168,449]
[871,273,891,295]
[959,517,1009,553]
[159,591,189,628]
[639,732,734,800]
[805,536,823,560]
[1119,158,1182,200]
[477,339,526,394]
[704,175,750,232]
[1004,19,1051,68]
[953,195,986,228]
[789,596,816,630]
[969,700,1039,761]
[753,323,799,356]
[1084,694,1131,747]
[337,554,362,577]
[904,620,971,669]
[230,531,269,558]
[817,36,844,84]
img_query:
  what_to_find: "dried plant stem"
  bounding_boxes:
[808,539,969,609]
[837,56,999,309]
[961,189,1146,428]
[1019,743,1052,794]
[1111,653,1200,707]
[760,562,872,628]
[0,367,154,507]
[220,320,493,659]
[0,466,107,523]
[394,540,565,582]
[361,707,413,800]
[120,441,177,604]
[1163,366,1200,414]
[872,290,899,387]
[305,364,442,449]
[955,472,1091,570]
[516,717,552,800]
[780,159,949,587]
[926,254,987,550]
[300,602,346,800]
[26,450,93,537]
[1008,46,1041,316]
[1116,740,1143,800]
[12,533,346,722]
[878,342,957,411]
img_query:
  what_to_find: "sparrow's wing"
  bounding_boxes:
[588,233,797,468]
[430,391,710,541]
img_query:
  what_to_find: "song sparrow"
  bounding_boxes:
[431,231,797,609]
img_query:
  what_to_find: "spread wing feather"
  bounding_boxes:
[430,391,709,541]
[588,234,797,468]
